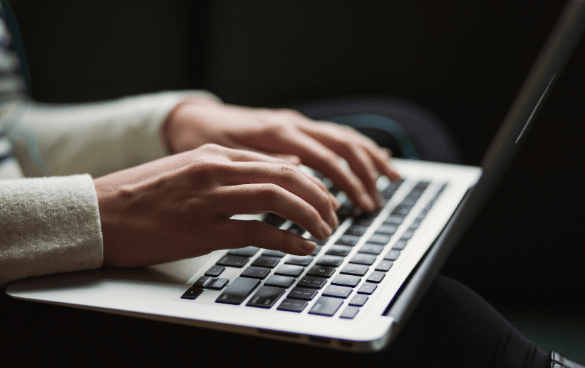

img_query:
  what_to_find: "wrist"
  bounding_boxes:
[160,96,221,154]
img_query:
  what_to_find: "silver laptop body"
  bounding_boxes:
[7,0,585,353]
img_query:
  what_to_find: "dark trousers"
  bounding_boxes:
[0,275,549,367]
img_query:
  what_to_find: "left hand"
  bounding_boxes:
[161,97,401,211]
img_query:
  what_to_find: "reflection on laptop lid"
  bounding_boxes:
[7,0,585,353]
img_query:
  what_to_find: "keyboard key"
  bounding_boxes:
[344,225,369,236]
[306,265,336,278]
[349,254,377,266]
[384,215,404,225]
[208,278,229,290]
[326,245,352,257]
[349,294,369,307]
[287,223,306,235]
[228,246,260,257]
[409,220,422,230]
[335,235,360,246]
[353,217,375,226]
[310,245,322,256]
[359,244,384,255]
[285,256,313,266]
[262,250,286,258]
[366,271,386,283]
[216,277,261,305]
[252,256,281,268]
[401,197,418,207]
[368,233,392,245]
[309,236,328,246]
[309,296,344,316]
[297,276,328,289]
[401,230,415,240]
[375,260,394,272]
[384,249,401,261]
[316,255,344,267]
[274,264,305,277]
[263,213,286,228]
[340,306,360,319]
[264,275,296,288]
[414,181,430,190]
[357,282,378,295]
[241,266,271,279]
[331,274,361,287]
[193,276,214,288]
[376,224,398,235]
[204,265,225,277]
[322,285,352,299]
[392,206,411,216]
[392,240,408,250]
[181,287,203,300]
[216,255,249,268]
[336,199,357,218]
[340,264,369,276]
[278,298,308,313]
[382,180,403,198]
[247,286,286,308]
[288,287,319,300]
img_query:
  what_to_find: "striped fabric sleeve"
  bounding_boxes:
[0,2,24,179]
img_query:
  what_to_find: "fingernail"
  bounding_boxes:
[371,189,382,208]
[321,221,333,238]
[330,211,339,228]
[300,240,317,253]
[330,194,340,209]
[362,194,376,211]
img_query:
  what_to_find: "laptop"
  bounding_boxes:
[7,0,585,353]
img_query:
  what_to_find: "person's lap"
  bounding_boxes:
[0,274,548,367]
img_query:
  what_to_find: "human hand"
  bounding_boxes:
[161,99,401,211]
[94,144,338,267]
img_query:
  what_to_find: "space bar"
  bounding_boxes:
[216,277,261,305]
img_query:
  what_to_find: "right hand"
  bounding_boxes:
[94,144,339,268]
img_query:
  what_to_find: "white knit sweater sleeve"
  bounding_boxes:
[0,175,102,287]
[7,90,220,178]
[1,90,220,287]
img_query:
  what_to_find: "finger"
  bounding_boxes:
[211,183,333,239]
[303,171,340,210]
[308,122,402,181]
[275,132,376,211]
[223,162,338,229]
[209,219,318,256]
[219,145,339,211]
[368,147,402,181]
[217,145,298,166]
[205,145,338,213]
[218,141,303,166]
[271,153,302,165]
[302,128,381,207]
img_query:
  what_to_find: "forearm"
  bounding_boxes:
[6,91,220,178]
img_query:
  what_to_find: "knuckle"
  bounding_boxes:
[281,229,298,250]
[198,143,222,152]
[278,108,302,117]
[277,164,297,183]
[257,183,281,202]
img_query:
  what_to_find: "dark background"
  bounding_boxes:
[8,0,584,311]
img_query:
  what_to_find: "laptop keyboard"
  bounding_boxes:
[181,179,446,319]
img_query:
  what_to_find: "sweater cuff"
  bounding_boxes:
[138,90,222,157]
[0,174,102,287]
